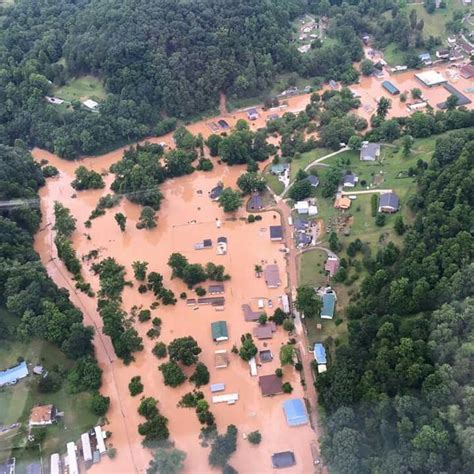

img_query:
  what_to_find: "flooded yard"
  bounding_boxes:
[33,145,315,473]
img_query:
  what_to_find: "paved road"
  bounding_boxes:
[340,188,393,195]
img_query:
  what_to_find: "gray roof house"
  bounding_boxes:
[378,192,400,213]
[343,173,357,187]
[270,225,283,241]
[360,142,380,161]
[305,175,319,187]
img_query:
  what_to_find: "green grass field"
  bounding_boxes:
[383,42,409,67]
[298,249,328,288]
[264,168,285,195]
[54,75,106,103]
[0,338,96,463]
[291,147,332,180]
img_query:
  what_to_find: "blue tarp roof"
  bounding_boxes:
[0,361,28,386]
[314,343,327,364]
[283,399,309,426]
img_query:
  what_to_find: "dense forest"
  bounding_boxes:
[0,144,103,392]
[316,133,474,473]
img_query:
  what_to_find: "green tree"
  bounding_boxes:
[90,392,110,416]
[114,212,127,232]
[53,202,76,237]
[206,134,222,157]
[209,425,238,467]
[168,336,202,366]
[239,334,258,361]
[348,135,362,150]
[236,172,266,195]
[402,135,414,157]
[219,188,242,212]
[289,179,311,201]
[71,166,105,190]
[132,261,148,281]
[168,253,189,279]
[394,215,406,235]
[182,263,207,287]
[375,213,386,227]
[147,448,186,474]
[247,431,262,444]
[282,382,293,393]
[329,232,341,252]
[152,342,167,359]
[137,207,157,229]
[129,376,144,396]
[377,97,392,119]
[445,94,459,111]
[279,344,295,365]
[411,88,422,100]
[360,59,374,76]
[190,362,210,387]
[295,286,322,319]
[159,362,186,387]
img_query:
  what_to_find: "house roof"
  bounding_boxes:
[295,201,309,212]
[210,383,225,393]
[214,350,229,368]
[242,304,261,322]
[83,99,99,109]
[325,258,339,276]
[259,374,283,396]
[296,232,312,245]
[0,361,28,386]
[270,164,289,174]
[313,343,327,364]
[460,64,474,79]
[209,184,223,199]
[322,293,336,318]
[294,218,308,230]
[283,398,309,426]
[334,197,351,209]
[343,174,356,185]
[418,52,431,61]
[270,225,283,240]
[379,192,400,210]
[360,142,380,159]
[248,194,263,210]
[305,175,319,186]
[382,80,400,94]
[203,239,212,247]
[211,321,228,340]
[208,284,225,294]
[271,451,296,469]
[259,349,273,363]
[264,264,281,287]
[437,84,472,109]
[30,404,54,424]
[253,323,276,340]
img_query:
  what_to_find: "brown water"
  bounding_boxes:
[33,144,316,473]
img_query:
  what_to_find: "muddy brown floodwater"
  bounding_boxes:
[33,142,316,473]
[33,64,472,472]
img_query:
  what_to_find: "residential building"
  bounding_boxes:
[269,225,283,241]
[246,108,259,120]
[211,321,229,342]
[313,343,327,366]
[258,374,283,396]
[460,64,474,79]
[305,175,319,187]
[30,404,56,426]
[264,264,281,288]
[295,201,309,214]
[378,192,400,213]
[82,99,99,110]
[382,80,400,95]
[325,257,339,277]
[343,173,357,188]
[360,142,380,161]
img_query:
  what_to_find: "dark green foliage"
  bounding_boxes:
[152,342,167,359]
[197,158,214,172]
[178,390,204,408]
[146,448,186,474]
[155,118,177,137]
[209,425,238,467]
[321,168,343,198]
[318,137,474,473]
[68,356,103,393]
[190,362,210,387]
[138,397,169,444]
[238,334,258,362]
[90,392,110,416]
[394,215,405,235]
[129,376,144,396]
[270,308,287,325]
[71,166,105,190]
[375,213,386,227]
[236,172,266,196]
[275,368,283,378]
[371,194,378,217]
[137,207,157,230]
[159,361,187,387]
[92,257,127,300]
[295,286,322,319]
[288,179,311,201]
[219,188,242,212]
[282,382,293,393]
[206,135,222,157]
[38,372,62,393]
[42,165,59,177]
[247,431,262,444]
[183,264,208,287]
[53,202,76,238]
[114,212,126,231]
[168,336,202,366]
[329,232,341,252]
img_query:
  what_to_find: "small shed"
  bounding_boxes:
[295,201,309,214]
[248,357,258,376]
[214,350,229,368]
[281,294,290,313]
[313,343,327,365]
[321,293,335,319]
[334,197,351,209]
[83,99,99,110]
[283,399,309,426]
[66,442,79,474]
[210,383,225,393]
[325,257,339,277]
[259,374,283,396]
[211,321,229,342]
[247,108,259,120]
[270,225,283,241]
[272,451,296,469]
[209,183,223,200]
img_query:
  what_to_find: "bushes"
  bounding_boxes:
[159,362,186,387]
[129,376,144,396]
[152,342,167,359]
[90,392,110,416]
[137,397,169,444]
[138,309,151,322]
[209,425,238,467]
[247,431,262,445]
[71,166,105,190]
[190,362,210,387]
[371,194,378,217]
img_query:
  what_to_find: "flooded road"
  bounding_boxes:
[33,144,316,473]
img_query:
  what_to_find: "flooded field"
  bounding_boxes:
[33,143,316,473]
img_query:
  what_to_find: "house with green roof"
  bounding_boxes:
[211,321,229,342]
[321,293,335,319]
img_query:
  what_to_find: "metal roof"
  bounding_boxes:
[0,361,28,386]
[379,192,400,210]
[211,321,228,340]
[270,225,283,239]
[272,451,296,468]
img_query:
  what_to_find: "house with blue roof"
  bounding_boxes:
[321,292,336,319]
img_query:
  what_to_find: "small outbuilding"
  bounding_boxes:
[248,193,263,211]
[334,196,351,209]
[283,399,309,426]
[209,183,223,200]
[382,80,400,95]
[214,350,229,368]
[271,451,296,469]
[253,323,276,340]
[259,349,273,363]
[378,192,400,213]
[264,264,281,288]
[194,239,212,250]
[460,64,474,79]
[270,225,283,241]
[83,99,99,110]
[209,284,225,295]
[247,108,259,120]
[325,257,339,277]
[211,321,229,342]
[295,201,309,214]
[259,374,283,396]
[210,383,225,393]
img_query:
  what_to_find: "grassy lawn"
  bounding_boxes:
[264,168,285,195]
[298,249,328,288]
[383,42,408,67]
[54,75,106,102]
[291,147,333,180]
[0,338,96,463]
